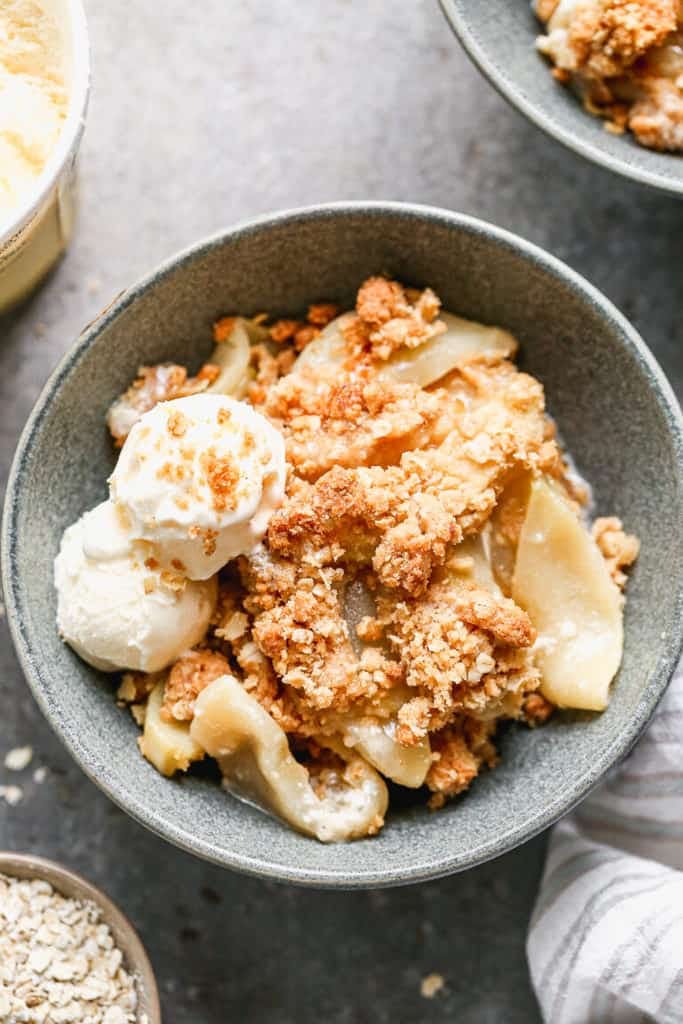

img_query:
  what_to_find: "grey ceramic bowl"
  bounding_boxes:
[0,852,160,1022]
[440,1,683,196]
[3,202,683,888]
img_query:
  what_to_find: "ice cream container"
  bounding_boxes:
[0,0,90,312]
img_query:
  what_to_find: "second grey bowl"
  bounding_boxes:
[3,202,683,887]
[440,0,683,196]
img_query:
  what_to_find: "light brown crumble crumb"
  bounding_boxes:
[426,718,498,804]
[344,277,446,361]
[592,516,640,588]
[160,570,187,593]
[200,450,241,512]
[293,324,320,351]
[523,692,555,725]
[213,316,237,342]
[161,649,232,722]
[420,974,445,999]
[269,319,301,344]
[307,302,339,327]
[167,408,188,438]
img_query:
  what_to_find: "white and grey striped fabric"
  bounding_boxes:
[527,660,683,1024]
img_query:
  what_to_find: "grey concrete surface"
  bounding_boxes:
[0,2,681,1021]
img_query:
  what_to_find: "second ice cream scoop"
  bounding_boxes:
[54,501,217,672]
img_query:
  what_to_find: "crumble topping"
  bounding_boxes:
[161,649,231,722]
[343,277,446,361]
[592,515,640,587]
[200,449,241,513]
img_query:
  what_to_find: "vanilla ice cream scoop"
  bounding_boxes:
[109,394,286,580]
[54,501,217,672]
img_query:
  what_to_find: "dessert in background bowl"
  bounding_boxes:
[440,0,683,194]
[3,203,682,886]
[535,0,683,151]
[0,0,89,312]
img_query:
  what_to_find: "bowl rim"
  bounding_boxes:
[0,851,161,1021]
[438,0,683,198]
[3,200,683,888]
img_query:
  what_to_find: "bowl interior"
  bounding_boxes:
[0,853,160,1022]
[440,0,683,195]
[4,205,683,886]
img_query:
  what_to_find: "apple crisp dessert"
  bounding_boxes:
[61,277,638,842]
[535,0,683,151]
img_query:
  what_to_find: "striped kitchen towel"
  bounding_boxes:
[527,658,683,1024]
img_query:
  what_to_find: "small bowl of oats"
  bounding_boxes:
[440,0,683,196]
[0,852,160,1024]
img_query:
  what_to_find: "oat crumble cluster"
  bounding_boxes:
[91,276,638,839]
[535,0,683,151]
[0,873,145,1024]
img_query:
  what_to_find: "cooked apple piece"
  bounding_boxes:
[190,675,388,842]
[293,312,354,371]
[489,472,533,595]
[378,312,517,387]
[512,478,623,711]
[138,682,205,776]
[447,532,501,593]
[207,317,266,397]
[343,717,431,789]
[295,310,516,387]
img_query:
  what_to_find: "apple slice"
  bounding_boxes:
[512,478,623,711]
[191,675,388,842]
[138,682,204,776]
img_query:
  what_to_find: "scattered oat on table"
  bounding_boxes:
[33,766,48,784]
[420,973,445,999]
[4,746,33,771]
[0,785,23,806]
[0,873,147,1024]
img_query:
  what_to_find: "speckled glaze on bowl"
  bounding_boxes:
[3,203,683,888]
[0,852,160,1022]
[439,1,683,197]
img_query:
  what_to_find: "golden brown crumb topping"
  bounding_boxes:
[592,516,640,588]
[167,409,188,438]
[426,718,498,805]
[200,449,241,513]
[267,360,550,596]
[161,649,232,722]
[261,363,452,481]
[344,277,446,361]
